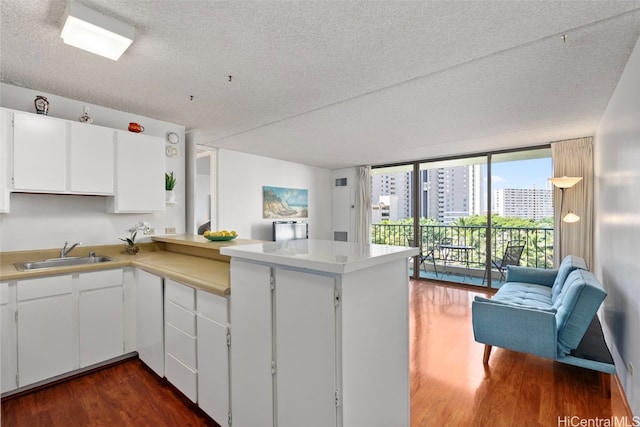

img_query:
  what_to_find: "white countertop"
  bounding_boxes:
[220,239,419,274]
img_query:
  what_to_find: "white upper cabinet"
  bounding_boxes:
[0,110,10,213]
[107,130,165,213]
[11,110,116,196]
[69,122,115,194]
[13,112,67,192]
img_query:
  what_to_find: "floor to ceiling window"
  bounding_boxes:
[371,147,553,287]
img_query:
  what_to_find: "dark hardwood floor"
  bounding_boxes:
[1,359,219,427]
[1,280,633,426]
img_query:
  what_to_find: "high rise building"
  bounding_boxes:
[372,164,484,224]
[421,165,474,224]
[494,188,553,220]
[371,171,411,220]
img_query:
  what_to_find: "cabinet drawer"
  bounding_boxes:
[165,353,197,403]
[165,300,196,335]
[165,279,195,310]
[197,289,229,324]
[17,275,72,301]
[78,269,123,291]
[165,323,196,369]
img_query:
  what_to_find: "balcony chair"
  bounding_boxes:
[408,239,438,277]
[483,240,525,284]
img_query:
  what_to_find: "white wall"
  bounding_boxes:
[216,149,332,241]
[0,83,186,251]
[594,35,640,415]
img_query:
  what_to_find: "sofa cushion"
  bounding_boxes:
[551,255,588,303]
[491,282,554,310]
[553,269,607,356]
[506,265,558,287]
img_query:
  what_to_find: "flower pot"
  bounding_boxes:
[124,245,140,255]
[166,190,176,204]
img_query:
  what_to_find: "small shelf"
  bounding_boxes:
[166,202,178,206]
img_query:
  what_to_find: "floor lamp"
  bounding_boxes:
[549,176,582,260]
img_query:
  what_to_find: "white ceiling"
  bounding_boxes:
[2,1,640,169]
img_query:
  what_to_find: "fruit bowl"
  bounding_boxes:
[204,235,237,241]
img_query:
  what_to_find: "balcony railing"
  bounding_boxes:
[371,223,554,270]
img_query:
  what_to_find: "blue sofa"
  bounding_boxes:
[472,255,615,395]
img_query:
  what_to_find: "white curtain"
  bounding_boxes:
[551,137,593,268]
[354,166,371,244]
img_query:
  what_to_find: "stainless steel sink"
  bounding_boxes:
[15,256,114,271]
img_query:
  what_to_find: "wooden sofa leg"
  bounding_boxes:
[601,372,611,398]
[483,345,492,364]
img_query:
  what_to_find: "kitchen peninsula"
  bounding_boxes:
[221,239,418,427]
[1,236,416,427]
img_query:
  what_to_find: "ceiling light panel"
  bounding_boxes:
[60,1,134,61]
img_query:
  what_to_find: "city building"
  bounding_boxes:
[494,188,553,220]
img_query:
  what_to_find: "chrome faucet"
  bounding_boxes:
[60,241,82,258]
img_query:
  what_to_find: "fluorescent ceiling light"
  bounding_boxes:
[60,1,134,61]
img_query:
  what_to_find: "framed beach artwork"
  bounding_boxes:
[263,186,308,219]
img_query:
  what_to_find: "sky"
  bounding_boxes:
[489,157,553,191]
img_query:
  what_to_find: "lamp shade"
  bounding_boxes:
[549,176,583,189]
[61,1,134,61]
[562,212,581,223]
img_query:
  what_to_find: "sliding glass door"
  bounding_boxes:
[370,147,553,287]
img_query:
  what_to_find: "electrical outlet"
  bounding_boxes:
[165,227,176,234]
[629,362,635,377]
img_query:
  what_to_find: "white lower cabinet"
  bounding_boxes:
[197,290,230,427]
[230,262,336,427]
[135,269,165,377]
[273,269,337,427]
[229,256,411,427]
[9,269,127,391]
[164,278,230,427]
[17,275,75,388]
[164,279,197,402]
[78,270,124,368]
[1,282,17,392]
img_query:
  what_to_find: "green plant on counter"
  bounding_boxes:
[165,171,176,190]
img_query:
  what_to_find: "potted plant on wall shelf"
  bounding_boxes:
[165,171,177,204]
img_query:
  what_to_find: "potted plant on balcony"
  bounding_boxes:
[119,221,152,255]
[165,171,176,203]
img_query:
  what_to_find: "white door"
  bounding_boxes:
[79,286,124,367]
[13,112,67,192]
[197,316,229,427]
[69,122,115,194]
[274,268,337,427]
[135,270,164,376]
[17,294,74,387]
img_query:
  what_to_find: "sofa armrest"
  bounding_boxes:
[506,266,558,287]
[472,297,557,359]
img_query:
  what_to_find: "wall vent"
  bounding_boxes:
[335,177,348,187]
[334,231,348,242]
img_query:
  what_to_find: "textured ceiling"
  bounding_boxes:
[2,1,640,169]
